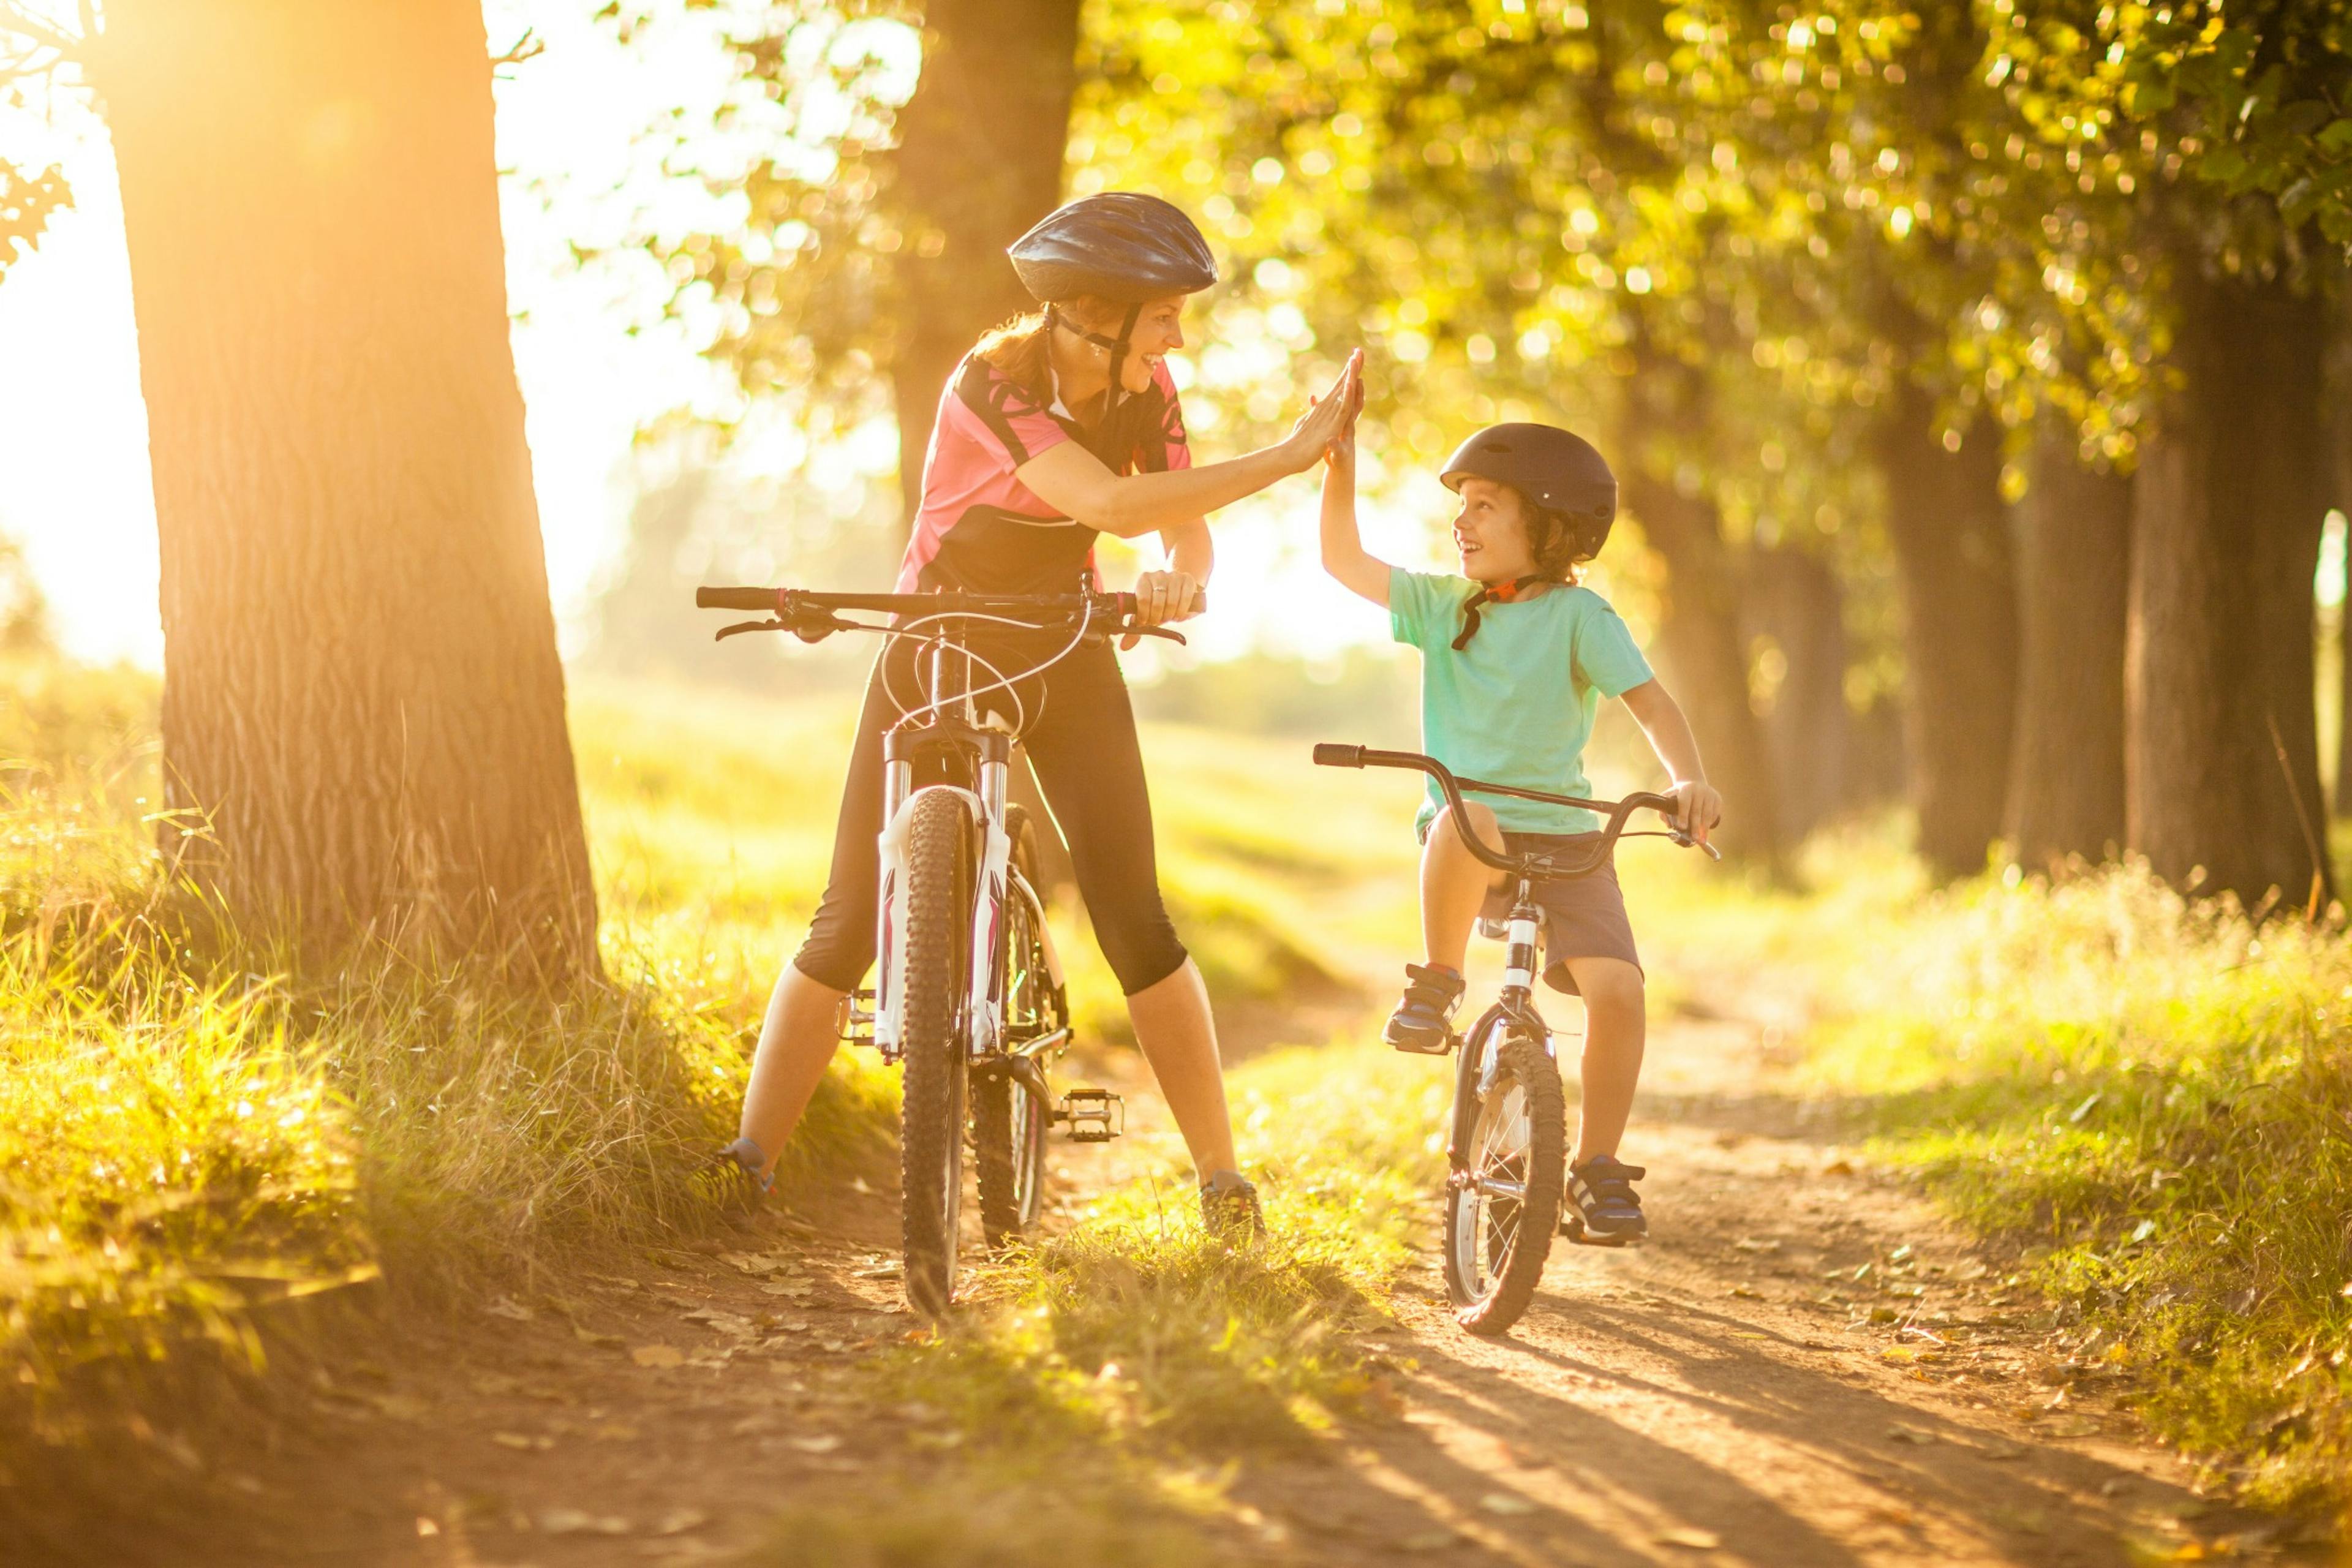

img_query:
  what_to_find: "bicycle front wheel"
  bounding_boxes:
[899,788,973,1316]
[1442,1025,1565,1336]
[976,805,1058,1245]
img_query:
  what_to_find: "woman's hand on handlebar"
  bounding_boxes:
[1666,779,1724,846]
[1123,569,1204,649]
[1281,350,1364,475]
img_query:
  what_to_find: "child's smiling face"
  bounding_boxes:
[1450,478,1538,584]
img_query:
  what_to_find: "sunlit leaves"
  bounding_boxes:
[0,159,68,288]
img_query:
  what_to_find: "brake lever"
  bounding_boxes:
[1667,828,1724,861]
[1120,623,1188,646]
[714,618,786,641]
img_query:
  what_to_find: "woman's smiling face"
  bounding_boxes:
[1450,477,1537,583]
[1117,295,1188,394]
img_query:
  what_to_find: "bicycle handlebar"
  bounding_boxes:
[694,584,1202,644]
[1311,743,1716,876]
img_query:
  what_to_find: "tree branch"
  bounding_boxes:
[0,4,83,61]
[490,28,545,70]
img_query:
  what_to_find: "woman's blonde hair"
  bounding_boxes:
[975,310,1055,402]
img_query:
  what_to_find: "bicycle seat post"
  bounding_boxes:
[1502,872,1543,1011]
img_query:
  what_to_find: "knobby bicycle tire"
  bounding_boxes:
[976,805,1057,1246]
[900,790,973,1316]
[1443,1032,1565,1336]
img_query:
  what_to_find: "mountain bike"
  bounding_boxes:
[698,582,1189,1314]
[1311,743,1717,1335]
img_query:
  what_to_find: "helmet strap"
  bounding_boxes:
[1045,301,1145,421]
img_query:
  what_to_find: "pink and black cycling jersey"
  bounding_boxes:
[893,353,1192,596]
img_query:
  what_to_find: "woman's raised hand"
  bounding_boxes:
[1284,350,1364,473]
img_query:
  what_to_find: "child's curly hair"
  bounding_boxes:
[1520,491,1608,584]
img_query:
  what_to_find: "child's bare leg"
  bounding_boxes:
[1419,802,1507,971]
[1561,956,1646,1164]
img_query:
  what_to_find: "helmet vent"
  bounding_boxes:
[1482,440,1512,453]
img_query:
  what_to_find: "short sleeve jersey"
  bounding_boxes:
[894,354,1193,596]
[1388,568,1655,837]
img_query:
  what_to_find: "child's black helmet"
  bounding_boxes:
[1008,193,1218,304]
[1441,423,1618,559]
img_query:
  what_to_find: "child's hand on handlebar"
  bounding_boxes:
[1666,780,1723,846]
[1123,570,1202,649]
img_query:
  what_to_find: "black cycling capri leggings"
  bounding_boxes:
[792,633,1189,998]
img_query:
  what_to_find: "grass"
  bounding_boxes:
[1711,851,2352,1513]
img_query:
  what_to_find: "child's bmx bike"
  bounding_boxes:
[1311,743,1716,1335]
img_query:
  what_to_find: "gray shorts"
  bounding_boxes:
[1476,830,1643,995]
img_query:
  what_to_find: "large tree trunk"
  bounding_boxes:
[885,0,1082,524]
[1744,545,1850,843]
[2006,427,2132,869]
[2128,263,2332,912]
[1873,388,2019,877]
[98,0,598,973]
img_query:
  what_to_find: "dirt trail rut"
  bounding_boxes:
[134,1003,2269,1568]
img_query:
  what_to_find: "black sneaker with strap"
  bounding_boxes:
[1383,963,1466,1055]
[1562,1154,1647,1245]
[1200,1169,1265,1240]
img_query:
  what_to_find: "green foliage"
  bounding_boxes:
[1796,861,2352,1509]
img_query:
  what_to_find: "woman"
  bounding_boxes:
[719,192,1360,1235]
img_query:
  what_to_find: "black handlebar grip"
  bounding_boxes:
[696,587,780,611]
[1312,744,1366,768]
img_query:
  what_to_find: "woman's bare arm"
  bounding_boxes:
[1015,354,1361,538]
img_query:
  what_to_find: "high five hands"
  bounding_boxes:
[1287,349,1365,473]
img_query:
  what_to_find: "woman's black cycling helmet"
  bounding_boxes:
[1441,423,1618,561]
[1007,193,1216,419]
[1008,192,1218,304]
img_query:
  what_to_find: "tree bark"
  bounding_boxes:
[2005,427,2132,869]
[97,0,598,974]
[1744,545,1849,843]
[1613,338,1781,864]
[2128,262,2332,913]
[1872,387,2019,878]
[885,0,1082,524]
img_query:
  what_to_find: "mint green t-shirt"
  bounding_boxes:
[1389,568,1655,837]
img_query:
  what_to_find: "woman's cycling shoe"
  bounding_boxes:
[1562,1155,1647,1245]
[1383,963,1466,1055]
[715,1136,774,1201]
[1200,1170,1265,1240]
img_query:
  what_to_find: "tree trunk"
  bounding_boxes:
[2005,426,2132,869]
[1872,388,2019,877]
[98,0,598,974]
[885,0,1082,524]
[1744,545,1849,843]
[2128,263,2332,913]
[2329,276,2352,816]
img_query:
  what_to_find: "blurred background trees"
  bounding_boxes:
[628,0,2352,910]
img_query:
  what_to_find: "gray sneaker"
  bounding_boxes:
[1200,1170,1265,1240]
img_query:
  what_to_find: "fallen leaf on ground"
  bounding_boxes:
[1888,1425,1936,1445]
[1479,1493,1538,1516]
[631,1345,685,1368]
[573,1323,625,1349]
[1822,1159,1855,1177]
[1657,1526,1722,1550]
[491,1433,553,1452]
[761,1281,815,1297]
[483,1296,533,1322]
[853,1264,900,1280]
[1735,1238,1782,1254]
[786,1434,842,1453]
[1727,1286,1762,1300]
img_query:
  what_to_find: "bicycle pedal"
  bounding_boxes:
[838,989,877,1049]
[1559,1212,1643,1247]
[1054,1087,1123,1143]
[1388,1030,1457,1057]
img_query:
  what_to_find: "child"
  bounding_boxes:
[1317,416,1722,1243]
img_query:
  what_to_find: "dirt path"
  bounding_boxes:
[119,1001,2283,1568]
